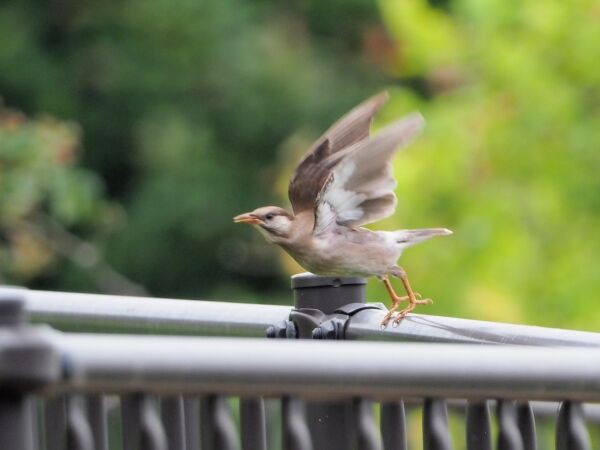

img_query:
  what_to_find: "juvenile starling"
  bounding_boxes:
[234,92,451,326]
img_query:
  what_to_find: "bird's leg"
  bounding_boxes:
[379,275,421,328]
[391,266,432,326]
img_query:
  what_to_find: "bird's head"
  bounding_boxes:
[233,206,294,243]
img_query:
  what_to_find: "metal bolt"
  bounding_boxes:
[266,320,297,339]
[266,326,277,338]
[312,320,343,340]
[285,321,298,339]
[312,327,323,339]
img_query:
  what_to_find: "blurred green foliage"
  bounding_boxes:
[0,107,109,281]
[0,0,383,297]
[366,0,600,330]
[0,0,599,330]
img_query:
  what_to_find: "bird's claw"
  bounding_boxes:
[390,312,406,327]
[389,298,433,327]
[380,311,394,329]
[380,309,408,329]
[392,309,412,326]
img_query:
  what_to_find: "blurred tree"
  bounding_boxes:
[357,0,600,329]
[0,105,145,294]
[0,0,385,299]
[1,0,599,331]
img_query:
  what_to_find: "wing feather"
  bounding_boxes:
[314,113,425,234]
[288,92,389,214]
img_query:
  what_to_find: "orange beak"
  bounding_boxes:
[233,213,261,225]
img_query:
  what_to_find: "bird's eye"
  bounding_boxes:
[265,213,274,221]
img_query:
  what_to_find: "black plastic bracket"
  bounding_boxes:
[290,308,346,340]
[266,274,386,340]
[292,303,385,340]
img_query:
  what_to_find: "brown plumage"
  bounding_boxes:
[234,92,451,326]
[288,92,389,214]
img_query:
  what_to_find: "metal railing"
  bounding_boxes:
[1,274,600,450]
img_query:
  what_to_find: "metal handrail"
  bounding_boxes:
[12,287,291,337]
[11,286,600,346]
[346,308,600,346]
[45,332,600,401]
[2,285,599,449]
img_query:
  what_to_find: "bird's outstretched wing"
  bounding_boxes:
[313,113,425,235]
[288,92,389,214]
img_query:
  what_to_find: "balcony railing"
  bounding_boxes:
[1,274,599,450]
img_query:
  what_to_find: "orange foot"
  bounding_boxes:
[391,298,433,327]
[380,293,422,328]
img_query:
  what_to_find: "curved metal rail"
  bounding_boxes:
[46,333,600,401]
[10,286,600,346]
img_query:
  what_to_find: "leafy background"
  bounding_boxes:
[1,0,599,332]
[1,1,599,448]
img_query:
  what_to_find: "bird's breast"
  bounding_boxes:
[280,231,399,277]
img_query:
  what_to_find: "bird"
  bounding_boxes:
[234,92,452,327]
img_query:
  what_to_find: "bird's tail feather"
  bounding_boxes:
[394,228,452,246]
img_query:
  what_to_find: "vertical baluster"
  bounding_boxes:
[121,395,140,450]
[45,395,67,450]
[517,402,537,450]
[281,396,312,450]
[141,395,168,450]
[240,398,267,450]
[0,394,36,450]
[497,400,524,450]
[381,401,407,450]
[30,398,41,450]
[355,398,382,450]
[161,396,186,450]
[121,395,142,450]
[556,402,590,450]
[264,399,280,450]
[36,399,46,450]
[184,398,201,450]
[466,400,492,450]
[66,396,94,450]
[121,394,167,450]
[86,395,108,450]
[200,395,239,450]
[423,398,452,450]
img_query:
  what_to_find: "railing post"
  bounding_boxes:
[423,398,452,450]
[66,396,94,450]
[556,402,590,450]
[381,401,407,450]
[200,395,239,450]
[466,400,492,450]
[289,273,367,450]
[0,290,60,450]
[161,396,186,450]
[240,398,267,450]
[517,402,537,450]
[121,394,167,450]
[282,396,312,450]
[45,396,67,450]
[86,395,109,450]
[497,400,524,450]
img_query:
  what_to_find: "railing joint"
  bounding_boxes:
[0,291,61,450]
